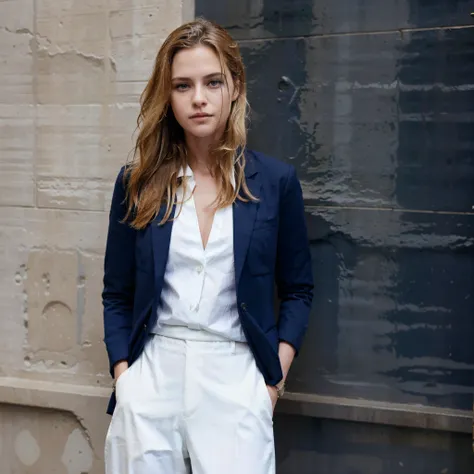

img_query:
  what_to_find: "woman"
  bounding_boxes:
[102,17,313,474]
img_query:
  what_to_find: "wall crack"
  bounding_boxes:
[2,26,117,72]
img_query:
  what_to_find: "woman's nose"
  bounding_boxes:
[192,85,207,106]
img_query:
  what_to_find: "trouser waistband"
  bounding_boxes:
[151,324,237,343]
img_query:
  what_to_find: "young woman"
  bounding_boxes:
[102,18,313,474]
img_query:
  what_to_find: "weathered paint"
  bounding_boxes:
[274,415,473,474]
[198,0,472,38]
[197,0,474,472]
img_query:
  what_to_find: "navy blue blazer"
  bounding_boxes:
[102,149,314,414]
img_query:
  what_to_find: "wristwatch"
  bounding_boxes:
[274,381,286,398]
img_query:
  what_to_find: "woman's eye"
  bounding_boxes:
[209,80,223,88]
[175,83,189,91]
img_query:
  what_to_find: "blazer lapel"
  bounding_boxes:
[233,152,261,287]
[151,150,260,292]
[151,204,175,295]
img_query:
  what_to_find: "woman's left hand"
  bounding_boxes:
[266,385,278,412]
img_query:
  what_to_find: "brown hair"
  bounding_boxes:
[124,18,255,229]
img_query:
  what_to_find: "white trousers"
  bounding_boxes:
[105,334,275,474]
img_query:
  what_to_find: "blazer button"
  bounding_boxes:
[143,323,147,330]
[240,302,247,311]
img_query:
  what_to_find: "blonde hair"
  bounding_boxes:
[124,18,256,229]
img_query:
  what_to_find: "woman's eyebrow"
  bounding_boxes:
[171,72,225,81]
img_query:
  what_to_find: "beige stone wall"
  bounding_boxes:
[0,1,194,472]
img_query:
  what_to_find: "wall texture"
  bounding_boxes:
[0,1,194,472]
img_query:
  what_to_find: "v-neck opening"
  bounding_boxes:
[190,194,217,252]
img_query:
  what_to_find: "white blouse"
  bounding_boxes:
[151,166,246,342]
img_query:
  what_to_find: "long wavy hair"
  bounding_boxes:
[124,18,256,229]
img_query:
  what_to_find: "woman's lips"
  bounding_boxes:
[190,113,212,119]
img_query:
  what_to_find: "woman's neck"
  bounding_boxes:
[185,134,214,175]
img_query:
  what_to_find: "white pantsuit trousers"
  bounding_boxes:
[105,334,275,474]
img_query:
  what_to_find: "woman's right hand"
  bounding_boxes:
[114,360,129,382]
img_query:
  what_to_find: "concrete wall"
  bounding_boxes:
[0,1,194,472]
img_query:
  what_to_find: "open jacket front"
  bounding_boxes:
[102,149,314,415]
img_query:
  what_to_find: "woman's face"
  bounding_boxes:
[170,45,238,141]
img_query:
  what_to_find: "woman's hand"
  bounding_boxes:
[266,385,278,411]
[113,360,129,382]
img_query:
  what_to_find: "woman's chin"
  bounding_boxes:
[184,125,217,139]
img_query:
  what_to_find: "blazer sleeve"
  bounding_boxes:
[275,165,314,355]
[102,167,136,376]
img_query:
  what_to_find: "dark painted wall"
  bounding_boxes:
[274,414,473,474]
[196,1,474,472]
